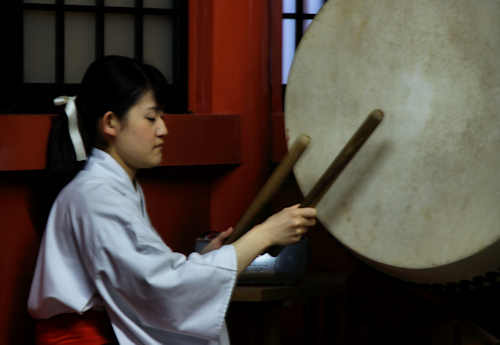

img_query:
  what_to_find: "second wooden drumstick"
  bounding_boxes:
[301,109,384,208]
[225,134,311,244]
[267,109,384,256]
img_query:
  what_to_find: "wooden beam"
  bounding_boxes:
[0,114,241,171]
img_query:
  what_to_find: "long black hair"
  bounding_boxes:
[75,55,168,153]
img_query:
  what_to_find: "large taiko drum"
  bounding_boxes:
[285,0,500,283]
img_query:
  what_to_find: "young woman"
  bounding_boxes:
[28,56,316,345]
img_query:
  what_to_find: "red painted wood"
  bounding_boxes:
[208,1,273,230]
[188,0,213,113]
[0,180,41,345]
[271,112,287,163]
[271,0,283,113]
[162,114,240,166]
[0,115,52,171]
[0,114,241,171]
[270,2,287,163]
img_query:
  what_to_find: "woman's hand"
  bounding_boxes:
[232,204,316,273]
[256,204,317,246]
[200,227,234,254]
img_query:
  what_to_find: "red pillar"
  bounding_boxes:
[208,0,272,230]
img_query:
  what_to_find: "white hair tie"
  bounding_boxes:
[53,96,87,161]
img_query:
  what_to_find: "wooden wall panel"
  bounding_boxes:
[0,115,52,171]
[0,177,43,345]
[163,115,240,166]
[0,114,241,171]
[188,0,213,113]
[208,1,273,230]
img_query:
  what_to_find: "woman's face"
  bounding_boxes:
[111,90,167,178]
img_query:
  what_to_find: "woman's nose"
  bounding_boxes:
[157,117,168,136]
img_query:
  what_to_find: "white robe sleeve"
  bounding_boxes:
[71,184,237,342]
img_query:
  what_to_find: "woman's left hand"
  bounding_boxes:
[200,227,234,254]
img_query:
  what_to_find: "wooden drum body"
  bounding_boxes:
[285,0,500,283]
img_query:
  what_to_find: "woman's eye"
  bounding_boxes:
[146,117,155,123]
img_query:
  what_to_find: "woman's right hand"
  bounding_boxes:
[256,204,317,246]
[232,204,316,273]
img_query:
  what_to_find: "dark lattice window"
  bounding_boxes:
[3,0,187,113]
[282,0,326,103]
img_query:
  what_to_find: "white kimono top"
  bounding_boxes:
[28,148,237,345]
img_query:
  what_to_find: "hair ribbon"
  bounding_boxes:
[53,96,87,161]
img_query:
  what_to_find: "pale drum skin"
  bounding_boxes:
[285,0,500,283]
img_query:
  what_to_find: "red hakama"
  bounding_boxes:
[35,311,117,345]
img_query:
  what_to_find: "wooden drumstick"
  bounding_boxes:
[301,109,384,208]
[268,109,384,256]
[225,134,311,244]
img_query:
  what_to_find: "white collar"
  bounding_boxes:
[85,148,139,194]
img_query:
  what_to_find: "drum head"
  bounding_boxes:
[285,0,500,283]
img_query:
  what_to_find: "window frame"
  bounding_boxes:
[5,0,187,114]
[281,0,327,104]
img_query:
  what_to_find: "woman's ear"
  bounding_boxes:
[100,111,120,137]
